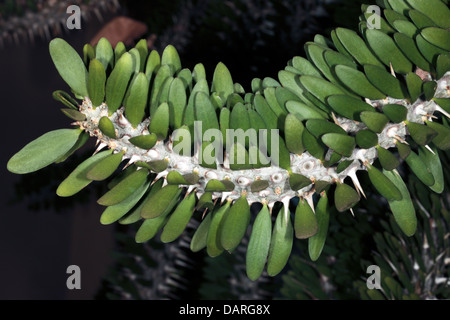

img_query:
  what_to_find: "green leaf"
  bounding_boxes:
[98,116,116,139]
[367,163,402,200]
[306,119,346,138]
[308,191,329,261]
[394,33,432,72]
[7,128,82,174]
[129,133,158,150]
[436,54,450,79]
[88,59,106,107]
[86,151,124,181]
[285,100,328,121]
[405,150,435,186]
[289,173,312,191]
[97,168,148,206]
[334,182,360,212]
[250,180,270,193]
[49,38,88,97]
[392,20,418,38]
[376,146,400,171]
[416,34,447,64]
[194,92,220,136]
[52,90,79,110]
[334,65,386,99]
[303,129,325,161]
[95,37,114,71]
[206,201,231,257]
[190,212,212,252]
[383,104,408,123]
[408,9,437,29]
[396,141,411,160]
[364,65,407,99]
[327,95,375,121]
[291,56,322,77]
[125,73,149,128]
[135,39,148,72]
[321,133,355,157]
[212,62,234,101]
[149,102,169,140]
[140,184,182,219]
[246,204,272,281]
[425,120,450,150]
[105,52,134,114]
[57,150,113,198]
[418,145,444,194]
[405,121,437,145]
[284,114,305,154]
[360,111,389,133]
[114,41,126,65]
[356,130,378,149]
[55,131,90,163]
[253,94,278,129]
[365,29,412,74]
[294,198,318,239]
[100,181,150,225]
[383,170,417,236]
[196,192,214,211]
[149,65,172,116]
[119,178,163,224]
[423,81,437,101]
[220,196,251,252]
[161,44,182,73]
[267,205,294,276]
[168,77,187,129]
[406,0,450,29]
[298,75,344,106]
[60,109,86,121]
[144,50,160,80]
[135,214,168,243]
[160,192,197,243]
[335,28,384,67]
[83,43,95,66]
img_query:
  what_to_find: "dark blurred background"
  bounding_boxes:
[0,0,390,300]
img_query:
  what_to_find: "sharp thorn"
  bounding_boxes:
[93,142,107,155]
[424,145,435,155]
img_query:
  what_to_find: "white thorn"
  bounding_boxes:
[123,154,141,170]
[348,167,366,199]
[349,208,355,217]
[435,105,450,119]
[305,194,315,214]
[281,197,290,225]
[220,192,232,204]
[155,170,168,182]
[389,63,396,77]
[424,145,435,155]
[187,185,196,194]
[93,142,107,155]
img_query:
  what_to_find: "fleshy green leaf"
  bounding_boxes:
[8,128,82,174]
[160,192,197,243]
[267,205,294,276]
[294,198,318,239]
[97,168,149,206]
[49,38,88,97]
[383,169,417,236]
[105,52,134,114]
[308,191,329,261]
[56,150,112,197]
[220,196,251,252]
[246,204,272,280]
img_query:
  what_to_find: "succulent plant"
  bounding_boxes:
[6,0,450,281]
